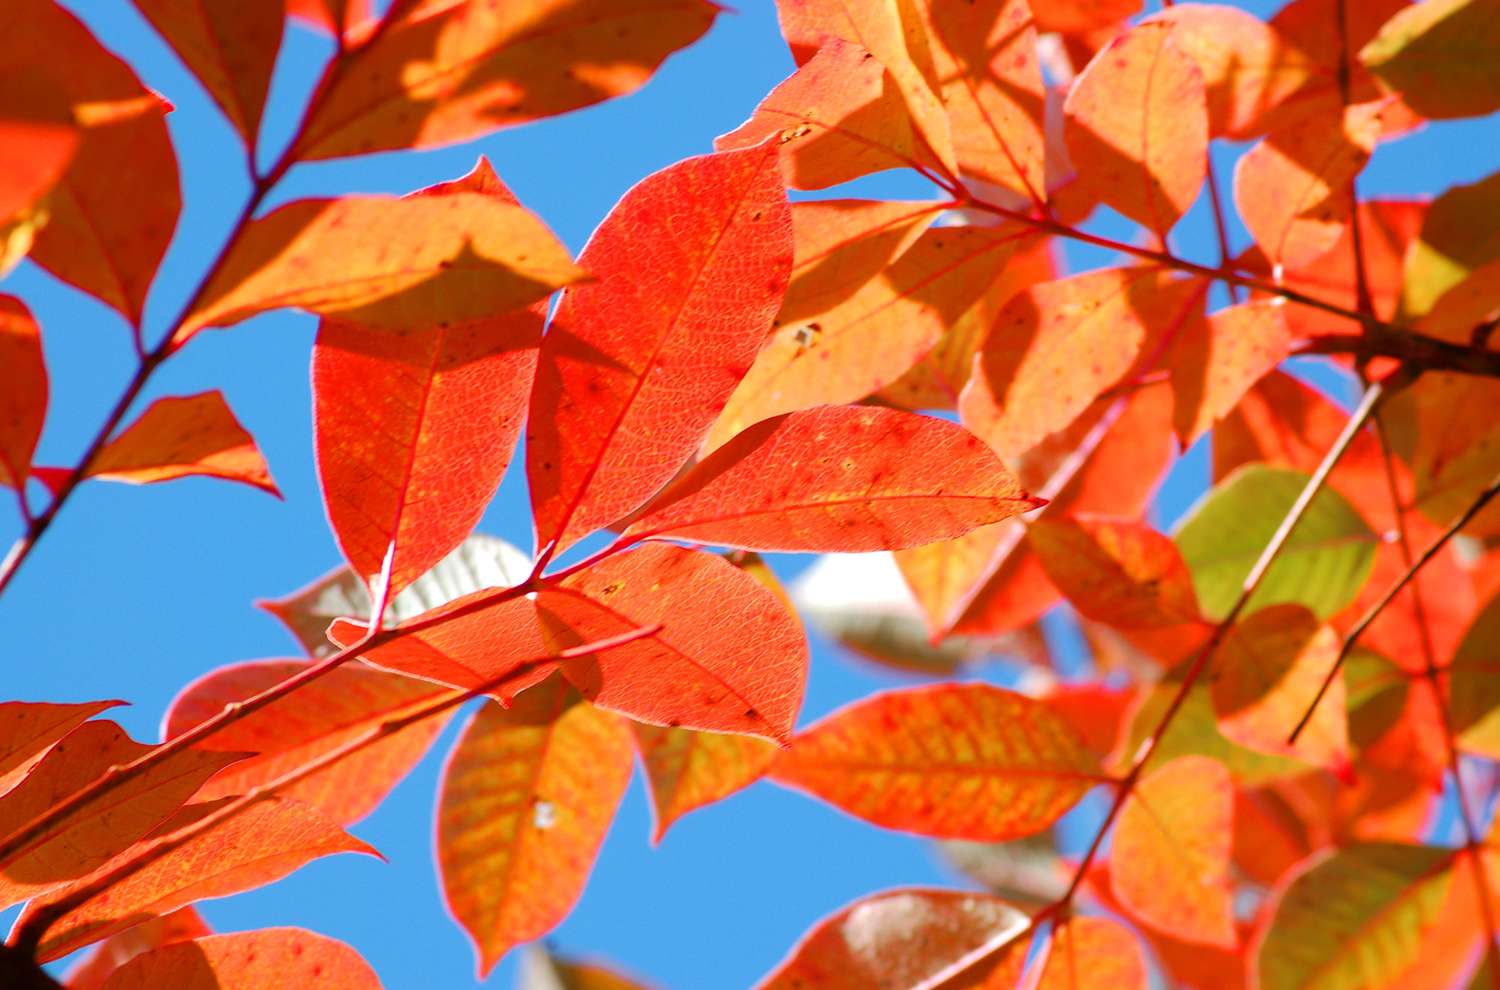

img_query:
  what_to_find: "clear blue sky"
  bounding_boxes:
[2,2,1497,987]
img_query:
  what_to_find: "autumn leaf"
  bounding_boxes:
[1029,515,1200,628]
[631,722,776,843]
[0,721,243,908]
[180,183,582,341]
[528,143,792,555]
[771,683,1105,840]
[97,928,380,990]
[22,796,380,963]
[63,907,212,990]
[1032,0,1144,34]
[0,80,77,232]
[2,0,180,328]
[1360,0,1500,121]
[628,405,1041,553]
[1448,594,1500,757]
[755,888,1027,990]
[290,0,717,160]
[285,0,369,39]
[1169,300,1292,446]
[1111,755,1236,948]
[130,0,283,145]
[981,915,1149,990]
[0,701,123,797]
[1400,170,1500,322]
[85,392,278,495]
[1064,22,1207,237]
[163,659,451,825]
[0,295,47,490]
[437,679,633,975]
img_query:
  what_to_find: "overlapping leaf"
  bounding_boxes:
[86,392,278,495]
[1029,516,1200,628]
[0,700,121,796]
[981,915,1150,990]
[0,296,47,490]
[631,723,776,843]
[97,928,380,990]
[63,907,212,990]
[1169,301,1291,446]
[1360,0,1500,120]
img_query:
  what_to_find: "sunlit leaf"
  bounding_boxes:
[63,907,212,990]
[0,295,47,490]
[1381,373,1500,536]
[771,683,1104,840]
[0,700,122,797]
[1029,516,1200,628]
[97,928,380,990]
[981,915,1150,990]
[631,723,776,843]
[1401,170,1500,321]
[1169,300,1291,446]
[1360,0,1500,121]
[438,679,633,976]
[1449,594,1500,757]
[86,392,279,495]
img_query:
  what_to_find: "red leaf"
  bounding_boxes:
[708,224,1027,447]
[22,796,380,963]
[0,700,123,797]
[86,392,279,495]
[3,0,180,328]
[291,1,717,161]
[631,723,776,843]
[1233,103,1382,269]
[97,928,380,990]
[1064,23,1208,237]
[438,680,633,975]
[163,659,451,825]
[982,915,1150,989]
[755,887,1027,990]
[771,683,1104,840]
[527,143,792,555]
[1033,0,1144,35]
[63,907,212,990]
[1169,300,1291,445]
[1266,0,1413,132]
[1029,515,1200,628]
[0,82,77,230]
[1111,755,1237,948]
[717,39,942,189]
[629,405,1041,553]
[0,295,47,489]
[130,0,283,145]
[285,0,370,38]
[0,721,242,908]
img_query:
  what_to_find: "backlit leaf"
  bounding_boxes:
[755,888,1027,990]
[292,0,717,160]
[1064,23,1207,237]
[1255,843,1455,990]
[1175,465,1377,620]
[23,796,380,963]
[0,721,242,909]
[0,700,122,796]
[1375,373,1500,536]
[86,392,278,495]
[0,295,47,490]
[1029,516,1200,628]
[438,680,633,976]
[0,81,77,231]
[528,144,792,554]
[1211,605,1349,772]
[163,659,450,825]
[2,0,181,327]
[1032,0,1143,34]
[981,915,1149,990]
[628,405,1042,553]
[1233,103,1381,269]
[771,683,1104,840]
[63,908,212,990]
[1264,0,1412,132]
[1360,0,1500,120]
[180,190,582,340]
[1449,594,1500,757]
[130,0,283,144]
[1169,300,1291,446]
[285,0,368,38]
[1400,170,1500,321]
[1111,755,1236,948]
[98,928,380,990]
[631,723,776,843]
[709,224,1026,446]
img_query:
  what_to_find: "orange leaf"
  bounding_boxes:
[97,928,379,990]
[1064,23,1207,237]
[982,915,1149,990]
[961,268,1202,458]
[628,406,1041,553]
[63,907,212,990]
[717,39,940,189]
[1233,102,1381,269]
[708,224,1027,447]
[755,887,1027,990]
[163,659,451,825]
[1266,0,1414,132]
[1111,754,1237,948]
[0,700,123,797]
[86,392,278,495]
[438,680,633,976]
[131,0,283,145]
[1169,300,1291,446]
[0,81,77,229]
[0,721,242,908]
[23,796,380,963]
[291,0,716,160]
[527,144,792,555]
[1033,0,1143,35]
[631,723,776,843]
[917,0,1047,200]
[0,296,47,489]
[4,0,180,327]
[1029,515,1200,628]
[1212,604,1350,772]
[180,185,582,340]
[771,683,1104,840]
[285,0,370,39]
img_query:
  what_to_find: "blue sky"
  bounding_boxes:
[2,2,1497,987]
